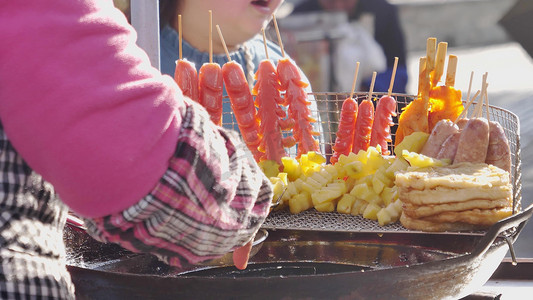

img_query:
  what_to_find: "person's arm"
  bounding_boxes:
[0,0,271,267]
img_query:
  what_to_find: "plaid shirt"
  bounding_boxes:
[0,100,272,298]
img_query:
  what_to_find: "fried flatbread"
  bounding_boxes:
[402,197,512,218]
[395,162,510,190]
[420,207,513,226]
[399,185,512,205]
[400,213,487,232]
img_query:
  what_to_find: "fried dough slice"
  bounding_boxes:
[420,207,513,226]
[395,162,510,190]
[402,197,512,218]
[399,185,512,205]
[400,213,486,232]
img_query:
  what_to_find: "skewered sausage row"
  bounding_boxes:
[330,97,358,164]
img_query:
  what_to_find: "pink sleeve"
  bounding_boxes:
[0,1,182,217]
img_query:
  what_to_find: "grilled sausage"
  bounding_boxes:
[421,119,459,158]
[453,117,489,164]
[485,121,512,173]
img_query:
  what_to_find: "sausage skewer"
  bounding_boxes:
[173,15,199,102]
[272,15,320,158]
[198,10,223,125]
[370,57,398,155]
[217,25,263,161]
[330,62,360,164]
[352,72,376,153]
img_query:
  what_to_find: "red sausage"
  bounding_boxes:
[453,117,490,164]
[277,58,320,158]
[369,95,397,155]
[331,98,358,164]
[253,60,293,165]
[174,59,199,102]
[352,99,374,153]
[421,119,459,158]
[486,121,511,173]
[222,61,263,162]
[198,63,223,126]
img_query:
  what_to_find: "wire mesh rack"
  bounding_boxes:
[222,92,522,233]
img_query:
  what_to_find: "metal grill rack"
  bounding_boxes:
[220,92,522,233]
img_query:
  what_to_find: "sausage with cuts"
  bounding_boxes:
[174,59,199,102]
[352,99,374,153]
[369,95,396,155]
[198,62,224,125]
[331,97,358,164]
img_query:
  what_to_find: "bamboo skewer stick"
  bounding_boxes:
[216,25,231,61]
[178,15,183,60]
[473,73,488,118]
[261,28,269,60]
[465,71,474,103]
[455,90,480,123]
[368,71,377,101]
[445,55,458,87]
[272,14,285,58]
[349,62,360,99]
[208,10,213,63]
[387,57,399,97]
[432,42,447,86]
[426,38,437,75]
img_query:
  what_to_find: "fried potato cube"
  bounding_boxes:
[307,151,326,165]
[385,157,410,179]
[311,187,343,206]
[351,199,368,216]
[362,203,381,220]
[314,201,336,212]
[259,160,281,178]
[402,150,450,168]
[377,208,392,226]
[394,131,430,157]
[289,192,313,214]
[381,186,398,206]
[337,194,357,214]
[281,157,302,181]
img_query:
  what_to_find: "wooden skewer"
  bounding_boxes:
[216,25,231,61]
[368,71,377,101]
[272,14,285,58]
[483,72,490,121]
[418,57,427,97]
[445,55,458,87]
[349,62,360,99]
[178,15,183,60]
[455,90,480,123]
[473,73,488,118]
[387,57,399,97]
[465,71,474,103]
[426,37,437,75]
[432,42,447,86]
[208,10,213,63]
[261,28,269,60]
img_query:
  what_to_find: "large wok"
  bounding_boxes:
[65,93,528,299]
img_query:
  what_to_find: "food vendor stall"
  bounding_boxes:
[65,1,533,299]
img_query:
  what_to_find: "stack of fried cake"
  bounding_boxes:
[396,162,513,232]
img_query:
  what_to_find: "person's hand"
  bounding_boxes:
[232,240,253,270]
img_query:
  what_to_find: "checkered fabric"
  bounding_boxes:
[0,124,75,299]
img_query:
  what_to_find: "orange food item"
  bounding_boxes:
[173,59,199,102]
[370,95,397,155]
[352,99,374,153]
[330,97,358,164]
[428,85,463,132]
[395,96,429,146]
[253,60,295,165]
[277,58,320,158]
[198,62,223,125]
[222,61,263,161]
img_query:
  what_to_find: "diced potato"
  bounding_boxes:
[384,200,403,220]
[337,194,357,214]
[314,201,336,212]
[323,164,339,179]
[380,186,398,206]
[351,199,368,216]
[337,152,359,166]
[343,160,366,179]
[372,174,386,195]
[289,192,313,214]
[402,150,450,168]
[318,168,334,183]
[310,172,329,187]
[362,203,381,220]
[293,178,306,193]
[281,157,302,181]
[385,157,410,179]
[350,181,380,204]
[259,160,281,178]
[377,208,393,226]
[394,131,430,157]
[307,151,326,165]
[277,172,288,185]
[311,188,343,206]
